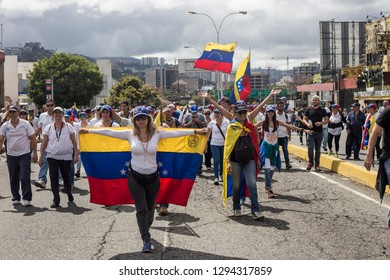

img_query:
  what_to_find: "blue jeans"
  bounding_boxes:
[230,160,260,213]
[38,149,48,183]
[264,168,274,190]
[307,131,323,165]
[278,137,290,166]
[322,127,328,148]
[210,145,224,179]
[7,153,32,202]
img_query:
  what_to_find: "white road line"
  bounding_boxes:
[162,221,171,251]
[301,168,390,210]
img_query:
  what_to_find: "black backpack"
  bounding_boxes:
[234,135,254,163]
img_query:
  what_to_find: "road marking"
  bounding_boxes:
[162,221,171,251]
[302,168,390,210]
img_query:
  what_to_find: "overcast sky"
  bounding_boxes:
[0,0,388,70]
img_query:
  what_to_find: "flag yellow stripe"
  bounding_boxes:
[80,127,207,154]
[204,42,237,52]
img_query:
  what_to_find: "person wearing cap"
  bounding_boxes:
[89,105,102,127]
[345,102,365,160]
[276,101,293,170]
[207,108,229,185]
[63,109,77,189]
[256,105,310,198]
[223,100,264,219]
[0,105,38,207]
[327,104,345,158]
[93,105,120,128]
[38,106,79,208]
[28,109,38,129]
[168,103,180,119]
[79,106,207,253]
[362,104,380,162]
[34,99,56,189]
[301,95,329,171]
[19,109,28,121]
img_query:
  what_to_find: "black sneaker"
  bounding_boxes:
[306,163,313,171]
[75,171,80,178]
[286,164,292,170]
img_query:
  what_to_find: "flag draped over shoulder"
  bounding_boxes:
[80,128,207,206]
[234,53,251,101]
[194,42,236,74]
[222,120,260,207]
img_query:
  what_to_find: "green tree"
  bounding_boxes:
[27,53,103,108]
[107,75,160,107]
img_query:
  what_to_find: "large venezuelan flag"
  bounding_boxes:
[234,53,251,101]
[80,128,207,206]
[194,42,236,74]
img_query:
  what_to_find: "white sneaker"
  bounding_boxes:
[214,178,219,185]
[219,176,223,182]
[252,211,265,220]
[59,179,64,186]
[233,210,242,216]
[12,200,20,205]
[23,200,32,207]
[34,179,46,188]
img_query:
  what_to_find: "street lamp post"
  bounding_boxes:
[188,11,247,99]
[184,45,206,106]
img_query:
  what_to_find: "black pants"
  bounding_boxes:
[7,153,32,202]
[128,171,160,243]
[346,130,362,158]
[328,133,341,152]
[374,136,382,160]
[47,158,73,205]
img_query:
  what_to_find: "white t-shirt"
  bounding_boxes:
[88,117,100,127]
[328,113,343,136]
[208,118,229,146]
[0,118,35,156]
[43,122,75,161]
[276,111,291,138]
[38,112,54,133]
[93,120,120,127]
[263,127,278,170]
[91,129,195,174]
[322,107,331,128]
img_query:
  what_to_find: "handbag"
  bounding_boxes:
[129,165,159,185]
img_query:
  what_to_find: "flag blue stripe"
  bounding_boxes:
[198,49,234,63]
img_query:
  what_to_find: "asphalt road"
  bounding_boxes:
[0,145,389,260]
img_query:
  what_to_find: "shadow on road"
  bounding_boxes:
[229,215,290,230]
[104,205,136,213]
[3,204,49,216]
[55,202,92,215]
[109,239,246,260]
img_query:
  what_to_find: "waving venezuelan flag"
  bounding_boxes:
[234,53,251,101]
[80,128,207,206]
[194,42,236,74]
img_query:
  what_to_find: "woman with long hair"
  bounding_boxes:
[80,106,207,253]
[256,105,311,198]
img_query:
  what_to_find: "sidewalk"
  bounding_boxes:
[288,129,379,190]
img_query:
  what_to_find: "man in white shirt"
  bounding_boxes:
[276,101,292,169]
[34,99,55,188]
[0,106,38,206]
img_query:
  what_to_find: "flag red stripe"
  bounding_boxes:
[194,59,233,74]
[87,177,194,207]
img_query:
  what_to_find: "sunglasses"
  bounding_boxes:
[236,111,247,115]
[20,113,27,116]
[134,115,148,121]
[46,104,54,107]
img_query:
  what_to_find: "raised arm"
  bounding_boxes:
[198,92,233,121]
[248,89,281,121]
[80,128,130,141]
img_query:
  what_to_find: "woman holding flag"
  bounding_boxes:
[80,106,207,253]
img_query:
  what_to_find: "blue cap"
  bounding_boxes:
[133,106,149,118]
[214,108,221,113]
[64,109,71,118]
[101,105,111,112]
[147,106,153,112]
[190,105,198,113]
[266,105,276,112]
[95,104,102,111]
[79,111,87,118]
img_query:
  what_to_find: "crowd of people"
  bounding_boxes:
[1,94,390,253]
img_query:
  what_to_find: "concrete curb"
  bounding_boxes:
[288,144,378,189]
